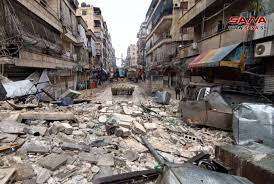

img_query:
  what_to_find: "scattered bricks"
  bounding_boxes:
[144,123,157,131]
[133,122,146,134]
[115,127,131,138]
[38,153,67,171]
[78,152,98,164]
[61,142,90,152]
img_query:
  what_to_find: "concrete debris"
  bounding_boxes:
[35,167,51,184]
[144,122,157,131]
[0,168,16,184]
[133,121,146,134]
[97,154,115,166]
[115,127,131,138]
[98,115,108,123]
[61,142,90,152]
[38,153,67,171]
[0,83,233,183]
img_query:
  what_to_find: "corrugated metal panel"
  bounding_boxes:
[189,43,241,68]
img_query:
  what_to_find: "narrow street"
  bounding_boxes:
[0,82,232,183]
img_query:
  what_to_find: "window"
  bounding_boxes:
[82,10,87,15]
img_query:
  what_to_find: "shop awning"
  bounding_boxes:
[188,43,241,69]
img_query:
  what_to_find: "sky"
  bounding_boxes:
[78,0,150,61]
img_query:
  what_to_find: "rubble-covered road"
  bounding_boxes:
[0,82,233,184]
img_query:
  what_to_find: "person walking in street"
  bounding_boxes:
[175,82,182,100]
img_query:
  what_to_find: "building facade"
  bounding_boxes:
[0,0,91,97]
[137,22,148,67]
[143,0,183,87]
[176,0,274,99]
[77,3,116,71]
[126,44,138,67]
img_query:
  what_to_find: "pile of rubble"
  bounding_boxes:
[0,94,233,183]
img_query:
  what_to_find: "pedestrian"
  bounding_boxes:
[175,82,181,100]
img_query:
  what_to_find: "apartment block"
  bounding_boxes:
[77,3,116,71]
[137,22,148,67]
[126,44,138,67]
[0,0,94,97]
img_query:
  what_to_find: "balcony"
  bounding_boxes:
[16,0,62,32]
[146,15,173,41]
[179,29,246,59]
[150,0,173,28]
[146,36,173,55]
[178,0,217,28]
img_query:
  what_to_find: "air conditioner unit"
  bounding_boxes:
[255,41,274,58]
[40,0,47,7]
[192,42,198,50]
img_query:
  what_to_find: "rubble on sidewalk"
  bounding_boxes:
[0,83,233,183]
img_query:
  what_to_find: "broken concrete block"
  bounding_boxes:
[97,154,114,166]
[122,106,133,115]
[112,113,134,122]
[93,166,113,180]
[79,123,87,129]
[115,127,131,138]
[36,168,51,184]
[20,112,76,121]
[0,133,17,143]
[61,142,90,152]
[144,123,157,131]
[91,165,100,174]
[31,126,48,136]
[118,121,131,129]
[124,150,139,162]
[72,130,85,136]
[59,123,73,135]
[78,152,98,164]
[86,122,95,129]
[38,153,67,171]
[133,122,146,134]
[99,115,108,123]
[15,164,36,181]
[0,118,26,134]
[0,168,16,184]
[24,142,50,154]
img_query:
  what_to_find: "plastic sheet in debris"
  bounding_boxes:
[157,164,253,184]
[1,80,37,99]
[153,91,171,105]
[233,103,274,148]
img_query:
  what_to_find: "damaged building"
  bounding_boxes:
[0,0,115,98]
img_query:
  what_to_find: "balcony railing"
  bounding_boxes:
[151,0,173,29]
